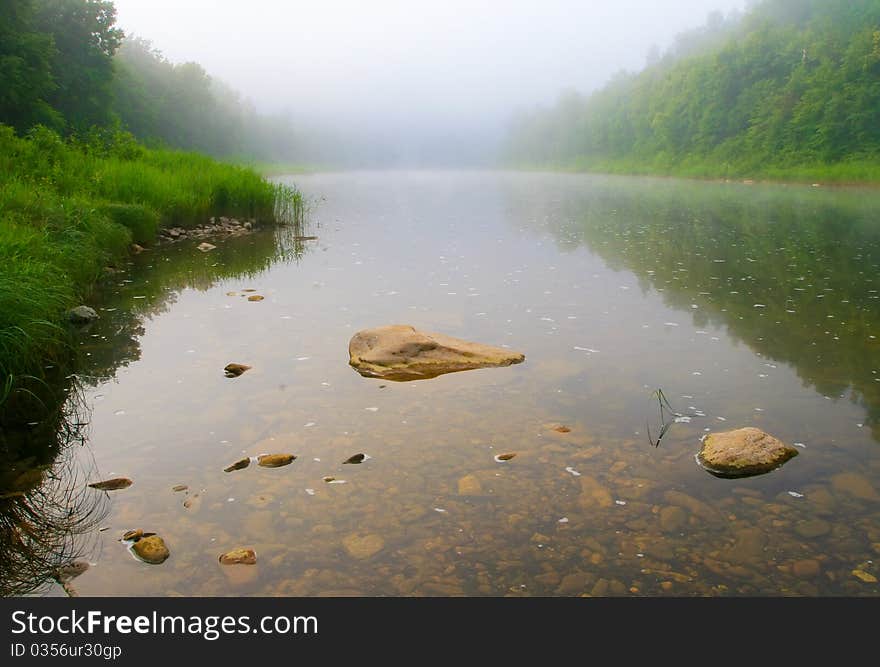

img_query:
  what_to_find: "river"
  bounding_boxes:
[5,171,880,596]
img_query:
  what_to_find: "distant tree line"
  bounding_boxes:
[504,0,880,175]
[0,0,303,160]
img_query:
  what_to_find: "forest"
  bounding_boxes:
[505,0,880,181]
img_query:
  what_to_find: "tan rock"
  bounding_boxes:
[342,533,384,559]
[348,324,524,381]
[132,535,169,564]
[698,427,798,477]
[578,476,613,509]
[196,242,216,252]
[257,454,296,468]
[88,477,132,491]
[659,506,688,533]
[457,474,482,496]
[831,473,880,502]
[224,363,251,377]
[792,560,820,578]
[794,519,830,539]
[247,295,264,302]
[664,490,721,523]
[224,458,251,473]
[852,569,878,583]
[219,548,257,565]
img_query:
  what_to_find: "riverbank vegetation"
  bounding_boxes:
[505,0,880,182]
[0,0,302,419]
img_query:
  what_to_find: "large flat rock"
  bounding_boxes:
[348,325,525,381]
[698,427,798,478]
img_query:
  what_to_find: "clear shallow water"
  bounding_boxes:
[12,171,880,596]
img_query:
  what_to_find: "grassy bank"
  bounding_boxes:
[0,124,302,414]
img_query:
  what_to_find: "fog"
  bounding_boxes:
[111,0,747,166]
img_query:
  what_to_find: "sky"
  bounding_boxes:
[111,0,749,164]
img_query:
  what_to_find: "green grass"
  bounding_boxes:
[0,124,303,415]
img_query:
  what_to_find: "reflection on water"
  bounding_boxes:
[0,386,109,597]
[7,172,880,596]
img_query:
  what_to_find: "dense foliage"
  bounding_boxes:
[0,0,302,160]
[505,0,880,180]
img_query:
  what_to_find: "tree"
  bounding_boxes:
[33,0,123,132]
[0,0,59,131]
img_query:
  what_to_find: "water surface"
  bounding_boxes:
[11,171,880,596]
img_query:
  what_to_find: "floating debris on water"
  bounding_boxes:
[305,488,315,496]
[615,500,627,506]
[494,453,517,462]
[433,507,447,513]
[172,485,188,493]
[788,491,804,498]
[247,295,265,302]
[365,407,379,412]
[558,517,569,524]
[343,453,369,464]
[564,466,581,477]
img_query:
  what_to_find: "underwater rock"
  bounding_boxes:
[224,458,251,473]
[494,453,517,462]
[131,535,170,564]
[343,453,366,464]
[219,548,257,565]
[342,533,384,559]
[88,477,132,491]
[224,363,252,378]
[257,454,296,468]
[68,306,99,324]
[348,324,524,381]
[457,474,482,496]
[697,427,798,477]
[196,242,216,252]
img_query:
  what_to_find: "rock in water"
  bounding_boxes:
[348,324,525,381]
[247,295,264,302]
[697,427,798,478]
[197,242,216,252]
[219,548,257,565]
[224,363,252,377]
[224,458,251,473]
[343,453,366,464]
[257,454,296,468]
[342,533,384,559]
[88,477,133,491]
[131,535,170,564]
[68,306,99,324]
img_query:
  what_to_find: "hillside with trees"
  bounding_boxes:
[505,0,880,181]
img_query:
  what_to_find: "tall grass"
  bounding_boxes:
[0,124,303,416]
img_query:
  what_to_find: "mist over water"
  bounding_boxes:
[110,0,747,166]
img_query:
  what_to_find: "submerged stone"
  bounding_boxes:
[342,533,384,559]
[348,324,524,381]
[219,548,257,565]
[68,306,99,324]
[224,363,251,377]
[257,454,296,468]
[697,427,798,478]
[224,458,251,473]
[88,477,132,491]
[458,474,483,496]
[196,242,216,252]
[132,535,170,564]
[343,453,366,464]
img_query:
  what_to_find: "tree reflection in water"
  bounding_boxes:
[0,381,108,597]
